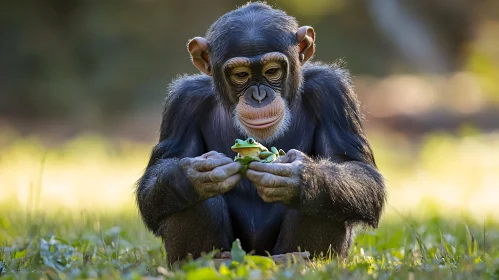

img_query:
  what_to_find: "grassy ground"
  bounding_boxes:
[0,130,498,279]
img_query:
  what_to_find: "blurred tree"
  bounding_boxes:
[366,0,478,73]
[0,0,496,125]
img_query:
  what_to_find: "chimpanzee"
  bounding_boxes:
[136,2,385,263]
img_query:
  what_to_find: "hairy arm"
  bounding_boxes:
[137,157,194,235]
[295,135,385,227]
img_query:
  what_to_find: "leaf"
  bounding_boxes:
[157,266,174,277]
[218,263,231,276]
[186,267,219,280]
[235,265,248,277]
[230,239,246,263]
[0,217,10,229]
[14,250,26,258]
[244,255,275,269]
[54,237,69,245]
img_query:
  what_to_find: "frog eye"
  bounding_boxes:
[235,140,238,144]
[248,138,254,144]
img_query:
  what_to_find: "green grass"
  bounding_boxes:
[1,131,499,279]
[1,210,498,279]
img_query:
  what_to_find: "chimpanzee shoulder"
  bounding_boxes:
[301,61,375,165]
[159,74,217,142]
[301,61,356,120]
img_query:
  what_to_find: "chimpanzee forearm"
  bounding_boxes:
[292,158,385,227]
[137,136,243,235]
[136,158,198,235]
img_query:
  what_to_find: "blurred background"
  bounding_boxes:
[0,0,498,221]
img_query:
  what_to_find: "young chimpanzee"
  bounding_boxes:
[136,2,386,263]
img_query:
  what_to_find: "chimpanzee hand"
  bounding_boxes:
[246,149,309,203]
[179,151,243,200]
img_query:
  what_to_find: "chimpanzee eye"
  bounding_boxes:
[265,68,278,75]
[235,72,249,78]
[248,138,254,144]
[230,66,251,85]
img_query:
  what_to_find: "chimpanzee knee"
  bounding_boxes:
[159,196,233,263]
[272,209,353,258]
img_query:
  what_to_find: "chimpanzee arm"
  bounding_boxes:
[295,62,386,227]
[292,138,385,228]
[136,75,216,234]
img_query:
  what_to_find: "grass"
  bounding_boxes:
[1,211,498,279]
[0,130,498,279]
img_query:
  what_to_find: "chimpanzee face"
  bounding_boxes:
[222,52,290,142]
[186,5,315,143]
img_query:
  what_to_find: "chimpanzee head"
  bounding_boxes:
[187,2,315,143]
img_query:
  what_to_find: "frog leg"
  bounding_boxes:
[259,151,273,159]
[235,155,260,163]
[236,156,260,176]
[249,156,261,162]
[278,149,286,156]
[270,147,278,155]
[261,154,277,163]
[241,165,249,176]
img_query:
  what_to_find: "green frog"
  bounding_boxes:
[231,138,285,175]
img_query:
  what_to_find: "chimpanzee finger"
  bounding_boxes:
[257,192,280,203]
[277,149,303,163]
[258,194,287,203]
[248,162,294,177]
[246,169,273,187]
[255,185,289,198]
[199,151,219,159]
[197,162,242,183]
[193,157,233,172]
[247,170,294,188]
[248,169,299,189]
[257,182,299,203]
[272,154,291,164]
[203,173,243,194]
[205,152,227,159]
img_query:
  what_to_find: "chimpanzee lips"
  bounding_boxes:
[239,114,283,129]
[237,94,286,130]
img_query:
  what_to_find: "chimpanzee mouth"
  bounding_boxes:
[239,113,283,129]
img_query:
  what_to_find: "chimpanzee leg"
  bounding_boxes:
[159,196,233,263]
[272,209,353,258]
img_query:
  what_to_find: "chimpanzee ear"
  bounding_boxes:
[187,37,212,75]
[296,26,315,64]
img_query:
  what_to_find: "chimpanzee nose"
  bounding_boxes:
[244,84,276,107]
[252,85,267,103]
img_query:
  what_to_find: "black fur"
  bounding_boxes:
[136,2,385,262]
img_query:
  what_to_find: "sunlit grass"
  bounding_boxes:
[1,130,497,219]
[0,133,146,212]
[1,130,498,278]
[372,131,499,221]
